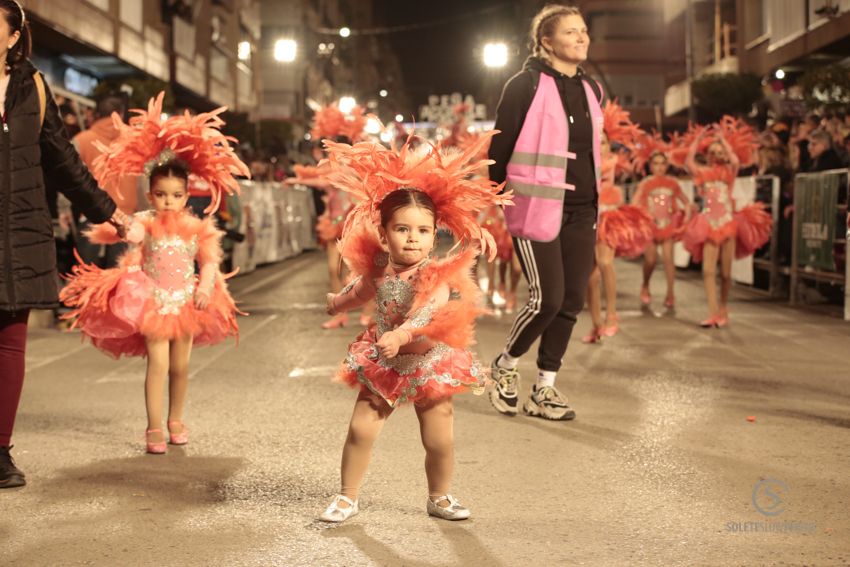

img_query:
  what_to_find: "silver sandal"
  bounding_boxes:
[319,494,359,523]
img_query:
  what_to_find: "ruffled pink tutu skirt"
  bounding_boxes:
[598,205,655,258]
[62,267,239,359]
[682,203,771,262]
[336,327,486,407]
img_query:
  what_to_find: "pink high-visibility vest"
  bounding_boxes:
[503,73,603,242]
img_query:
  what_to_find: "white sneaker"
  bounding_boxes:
[427,494,471,521]
[319,494,359,523]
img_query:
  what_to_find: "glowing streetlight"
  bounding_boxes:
[365,117,381,135]
[274,39,297,63]
[775,69,785,80]
[339,96,357,113]
[379,89,388,98]
[394,114,404,123]
[379,130,393,144]
[238,41,251,62]
[339,27,351,38]
[483,42,508,68]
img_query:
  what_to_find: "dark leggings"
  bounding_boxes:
[0,310,29,446]
[504,207,597,372]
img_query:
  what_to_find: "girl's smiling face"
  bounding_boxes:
[381,205,436,268]
[148,176,189,212]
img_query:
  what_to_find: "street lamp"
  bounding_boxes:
[775,69,785,80]
[379,89,388,98]
[274,39,297,63]
[394,114,404,123]
[238,41,251,62]
[483,42,507,68]
[339,96,357,113]
[339,27,351,38]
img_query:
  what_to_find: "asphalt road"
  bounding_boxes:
[2,250,848,566]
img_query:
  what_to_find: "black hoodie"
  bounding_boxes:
[489,57,605,210]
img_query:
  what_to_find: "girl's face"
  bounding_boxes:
[380,205,436,267]
[649,154,668,176]
[707,142,727,164]
[542,15,589,65]
[149,176,189,212]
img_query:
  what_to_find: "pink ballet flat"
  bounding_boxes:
[321,313,348,329]
[639,287,651,306]
[663,296,675,309]
[582,327,603,344]
[145,429,167,454]
[601,315,619,337]
[167,421,189,445]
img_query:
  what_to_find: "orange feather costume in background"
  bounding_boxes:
[597,101,654,258]
[677,116,772,262]
[59,92,248,358]
[324,133,512,406]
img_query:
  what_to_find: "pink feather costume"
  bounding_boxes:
[60,211,239,358]
[323,133,511,406]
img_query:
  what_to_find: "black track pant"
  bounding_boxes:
[504,206,597,372]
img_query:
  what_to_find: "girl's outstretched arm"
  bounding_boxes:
[327,276,376,315]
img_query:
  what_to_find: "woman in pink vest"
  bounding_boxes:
[487,4,605,421]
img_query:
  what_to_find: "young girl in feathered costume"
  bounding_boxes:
[583,102,654,343]
[678,116,771,328]
[632,131,691,309]
[317,132,510,523]
[60,92,248,454]
[286,102,368,328]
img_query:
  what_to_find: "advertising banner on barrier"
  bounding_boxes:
[793,173,839,271]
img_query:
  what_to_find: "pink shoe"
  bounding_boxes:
[582,327,603,344]
[145,429,167,454]
[321,313,348,329]
[167,421,189,445]
[664,296,675,309]
[602,315,619,337]
[716,307,729,328]
[639,287,651,306]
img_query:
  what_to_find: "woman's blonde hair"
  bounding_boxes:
[529,4,583,63]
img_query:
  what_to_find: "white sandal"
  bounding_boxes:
[426,494,471,521]
[319,494,359,523]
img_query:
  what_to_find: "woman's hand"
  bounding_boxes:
[376,330,404,359]
[108,210,131,239]
[194,288,211,310]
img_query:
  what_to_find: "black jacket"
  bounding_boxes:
[1,60,116,311]
[806,148,845,173]
[488,57,606,208]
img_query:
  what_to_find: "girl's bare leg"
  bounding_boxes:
[415,397,454,501]
[586,267,604,330]
[642,243,657,289]
[661,239,676,302]
[167,335,193,432]
[719,238,736,312]
[339,390,394,503]
[597,243,617,324]
[144,338,170,443]
[702,242,720,316]
[327,245,343,293]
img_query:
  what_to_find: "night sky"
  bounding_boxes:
[371,1,528,117]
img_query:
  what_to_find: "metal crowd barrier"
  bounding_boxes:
[228,180,317,275]
[789,168,849,320]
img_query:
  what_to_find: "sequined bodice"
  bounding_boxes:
[374,271,432,338]
[648,187,676,227]
[700,181,734,229]
[142,234,198,314]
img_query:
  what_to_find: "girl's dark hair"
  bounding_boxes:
[0,0,32,68]
[149,159,190,189]
[379,187,437,228]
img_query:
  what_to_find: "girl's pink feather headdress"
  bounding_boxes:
[324,132,512,260]
[92,91,249,214]
[311,103,368,142]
